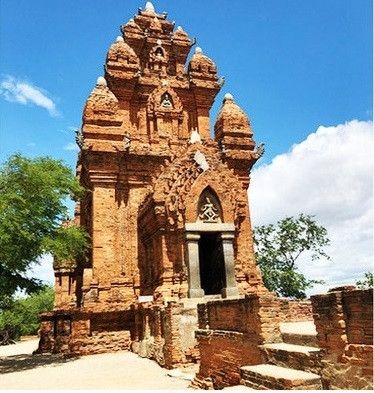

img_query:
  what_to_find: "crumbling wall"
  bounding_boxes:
[278,297,313,322]
[162,302,187,367]
[37,311,71,354]
[311,287,373,390]
[191,293,281,390]
[134,304,166,365]
[39,300,199,368]
[36,310,134,356]
[134,301,199,369]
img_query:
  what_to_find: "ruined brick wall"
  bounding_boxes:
[37,312,71,354]
[278,298,313,322]
[175,305,200,363]
[344,289,373,344]
[39,298,198,368]
[133,301,199,368]
[311,287,373,390]
[162,302,187,367]
[192,293,282,390]
[36,310,134,356]
[193,330,260,389]
[199,293,282,342]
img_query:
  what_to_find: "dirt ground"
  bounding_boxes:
[0,338,195,390]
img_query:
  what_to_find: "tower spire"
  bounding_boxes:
[145,2,155,13]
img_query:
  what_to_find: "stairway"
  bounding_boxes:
[237,322,323,390]
[240,364,322,390]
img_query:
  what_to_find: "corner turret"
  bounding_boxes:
[83,77,122,128]
[215,93,259,181]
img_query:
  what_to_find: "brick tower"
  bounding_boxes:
[38,2,266,362]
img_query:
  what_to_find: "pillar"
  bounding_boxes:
[186,232,205,298]
[221,232,239,298]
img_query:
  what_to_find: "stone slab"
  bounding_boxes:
[280,321,318,346]
[241,364,320,380]
[222,385,254,390]
[240,364,322,390]
[261,342,321,354]
[259,342,322,373]
[185,222,235,232]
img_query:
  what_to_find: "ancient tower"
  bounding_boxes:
[39,2,266,360]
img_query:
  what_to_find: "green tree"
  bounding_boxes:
[355,271,373,289]
[253,213,330,299]
[0,285,54,341]
[0,153,89,308]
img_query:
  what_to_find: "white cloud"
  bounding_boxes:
[63,142,79,151]
[0,75,60,117]
[249,120,373,295]
[28,254,54,286]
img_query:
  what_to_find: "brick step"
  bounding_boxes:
[280,322,318,346]
[281,332,318,347]
[240,364,322,390]
[260,342,322,372]
[180,295,222,308]
[222,385,254,390]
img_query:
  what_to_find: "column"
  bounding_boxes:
[186,232,205,298]
[221,232,239,298]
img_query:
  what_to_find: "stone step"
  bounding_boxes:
[280,322,318,346]
[180,295,222,308]
[260,342,322,372]
[281,331,318,346]
[282,332,317,346]
[222,385,254,390]
[240,364,322,390]
[180,298,204,309]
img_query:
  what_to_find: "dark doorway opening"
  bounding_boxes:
[198,233,226,295]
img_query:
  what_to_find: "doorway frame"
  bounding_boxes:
[185,222,239,298]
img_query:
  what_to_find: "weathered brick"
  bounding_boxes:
[312,288,373,390]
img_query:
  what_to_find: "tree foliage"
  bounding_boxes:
[355,271,373,289]
[253,213,330,299]
[0,286,54,342]
[0,153,89,307]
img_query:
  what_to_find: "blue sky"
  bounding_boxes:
[1,1,373,294]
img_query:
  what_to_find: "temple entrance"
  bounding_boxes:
[185,222,238,298]
[198,233,226,295]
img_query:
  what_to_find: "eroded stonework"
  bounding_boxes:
[38,2,266,364]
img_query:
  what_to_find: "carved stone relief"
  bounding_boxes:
[199,197,219,222]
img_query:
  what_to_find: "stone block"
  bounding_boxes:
[240,364,322,390]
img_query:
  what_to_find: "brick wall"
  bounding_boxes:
[204,298,249,333]
[192,330,261,389]
[162,302,186,367]
[133,301,199,369]
[36,310,134,356]
[344,289,373,344]
[37,312,71,354]
[192,293,282,389]
[311,287,373,390]
[278,298,313,322]
[38,301,199,369]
